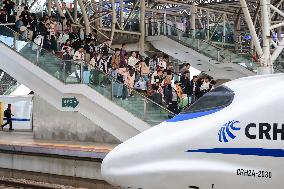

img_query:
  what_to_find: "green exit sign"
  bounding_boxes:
[62,97,79,108]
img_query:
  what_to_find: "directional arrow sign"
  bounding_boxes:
[62,97,79,108]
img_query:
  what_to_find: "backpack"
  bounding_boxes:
[4,109,8,117]
[15,20,21,30]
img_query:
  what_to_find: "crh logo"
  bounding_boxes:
[218,120,241,143]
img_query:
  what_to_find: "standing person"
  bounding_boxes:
[128,51,138,68]
[69,28,80,51]
[3,0,14,16]
[168,84,179,115]
[140,58,150,82]
[20,6,30,26]
[73,47,85,62]
[28,14,37,40]
[180,70,191,104]
[190,76,200,103]
[15,15,24,32]
[62,39,73,74]
[84,39,94,64]
[0,9,7,23]
[120,43,127,67]
[199,76,211,97]
[98,39,110,55]
[96,53,109,73]
[1,104,14,131]
[111,48,121,70]
[149,54,158,74]
[151,69,163,91]
[180,63,191,77]
[158,54,168,70]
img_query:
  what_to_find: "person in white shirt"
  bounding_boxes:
[73,47,85,63]
[158,54,169,70]
[200,77,210,96]
[128,51,138,67]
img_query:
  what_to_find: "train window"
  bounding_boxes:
[184,86,234,113]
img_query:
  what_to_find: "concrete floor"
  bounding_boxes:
[0,131,117,154]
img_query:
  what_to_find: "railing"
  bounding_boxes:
[146,21,259,73]
[0,24,174,125]
[3,82,20,95]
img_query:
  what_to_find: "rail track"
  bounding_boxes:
[0,178,83,189]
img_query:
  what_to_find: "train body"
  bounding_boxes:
[102,74,284,189]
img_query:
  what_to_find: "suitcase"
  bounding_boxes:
[134,78,147,91]
[113,82,123,97]
[83,71,90,84]
[122,85,129,99]
[152,92,162,105]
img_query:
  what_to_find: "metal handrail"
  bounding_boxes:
[0,24,175,117]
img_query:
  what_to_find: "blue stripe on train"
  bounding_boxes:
[167,108,223,122]
[187,148,284,157]
[3,118,30,121]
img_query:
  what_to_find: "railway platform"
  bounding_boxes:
[0,131,117,189]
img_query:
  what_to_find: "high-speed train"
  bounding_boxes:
[102,74,284,189]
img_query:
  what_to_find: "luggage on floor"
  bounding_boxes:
[122,85,129,99]
[83,71,90,84]
[134,78,147,91]
[113,81,123,97]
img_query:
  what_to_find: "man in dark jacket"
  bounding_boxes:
[20,6,30,26]
[189,76,200,103]
[1,104,14,131]
[180,70,191,104]
[0,9,7,23]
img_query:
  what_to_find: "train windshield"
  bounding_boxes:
[185,86,234,113]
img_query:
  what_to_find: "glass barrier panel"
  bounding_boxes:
[0,24,174,125]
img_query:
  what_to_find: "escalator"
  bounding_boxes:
[146,21,256,80]
[0,25,172,142]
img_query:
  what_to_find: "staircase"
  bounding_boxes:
[146,21,258,74]
[0,25,172,141]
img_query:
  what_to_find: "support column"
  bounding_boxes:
[78,0,91,34]
[74,0,78,23]
[47,0,52,16]
[259,0,272,74]
[92,0,99,28]
[206,11,210,40]
[110,0,116,44]
[99,0,102,28]
[163,11,167,34]
[54,0,65,17]
[139,0,145,54]
[223,13,226,44]
[240,0,263,57]
[191,3,196,38]
[277,27,282,41]
[120,0,124,29]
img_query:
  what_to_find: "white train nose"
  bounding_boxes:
[101,124,183,189]
[101,141,141,188]
[101,130,166,188]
